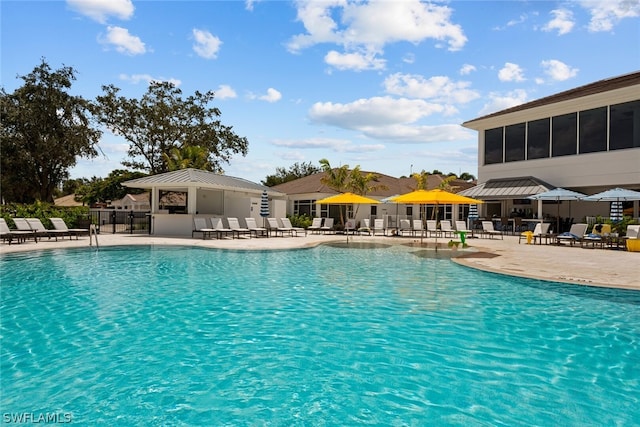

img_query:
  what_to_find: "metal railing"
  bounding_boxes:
[88,209,151,234]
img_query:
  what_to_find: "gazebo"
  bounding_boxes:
[122,168,285,236]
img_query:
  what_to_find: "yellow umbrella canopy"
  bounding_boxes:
[315,192,380,204]
[391,189,483,205]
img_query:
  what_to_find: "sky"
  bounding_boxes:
[2,0,639,184]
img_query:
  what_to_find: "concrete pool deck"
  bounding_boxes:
[1,232,638,290]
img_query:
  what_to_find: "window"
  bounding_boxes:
[552,113,577,157]
[579,107,607,153]
[294,200,315,217]
[610,100,640,150]
[505,123,526,162]
[484,127,503,164]
[527,118,550,159]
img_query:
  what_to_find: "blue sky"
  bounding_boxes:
[2,0,639,184]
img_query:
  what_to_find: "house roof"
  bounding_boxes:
[122,168,284,196]
[271,171,475,197]
[458,176,555,200]
[53,194,84,207]
[462,71,640,128]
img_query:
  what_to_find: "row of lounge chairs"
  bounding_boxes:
[518,222,640,250]
[0,217,89,244]
[192,217,316,239]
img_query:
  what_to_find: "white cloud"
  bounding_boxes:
[119,74,181,86]
[192,29,222,59]
[542,9,575,35]
[540,59,579,81]
[287,0,467,70]
[308,96,472,143]
[383,73,480,104]
[460,64,476,75]
[579,0,640,32]
[477,89,528,116]
[259,88,282,103]
[67,0,134,23]
[215,85,237,100]
[272,137,384,153]
[99,26,146,55]
[498,63,525,82]
[324,50,385,71]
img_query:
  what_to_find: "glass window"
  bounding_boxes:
[579,107,607,153]
[505,123,526,162]
[484,127,503,164]
[294,200,315,217]
[527,118,550,159]
[552,113,577,157]
[610,100,640,150]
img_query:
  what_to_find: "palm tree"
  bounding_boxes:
[163,146,212,171]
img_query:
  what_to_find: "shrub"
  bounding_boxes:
[0,202,90,229]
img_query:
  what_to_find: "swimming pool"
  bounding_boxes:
[1,245,639,425]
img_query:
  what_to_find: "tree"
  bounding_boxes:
[163,146,211,171]
[262,161,321,186]
[0,59,101,203]
[75,170,147,205]
[93,81,248,174]
[459,172,476,182]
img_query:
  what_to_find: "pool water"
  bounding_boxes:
[1,245,639,425]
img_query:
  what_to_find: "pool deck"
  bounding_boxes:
[2,232,638,290]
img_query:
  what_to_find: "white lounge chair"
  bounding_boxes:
[280,217,306,236]
[519,222,551,244]
[0,218,35,244]
[308,217,324,234]
[193,217,217,239]
[227,217,251,239]
[373,218,385,236]
[245,217,269,238]
[556,223,588,246]
[398,219,413,236]
[412,219,424,237]
[267,217,293,237]
[455,220,473,236]
[320,218,334,234]
[481,221,503,239]
[439,220,454,238]
[426,220,439,237]
[211,217,233,239]
[358,218,372,235]
[24,218,68,241]
[50,217,89,240]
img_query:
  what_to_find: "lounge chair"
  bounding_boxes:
[412,219,424,237]
[439,220,454,238]
[320,217,334,234]
[227,217,252,239]
[211,217,233,239]
[455,220,472,236]
[280,218,306,236]
[398,219,413,236]
[481,221,503,239]
[344,218,357,235]
[519,222,551,244]
[308,217,324,234]
[192,217,217,239]
[426,220,438,237]
[624,225,640,252]
[20,218,67,241]
[266,217,293,237]
[373,218,385,236]
[581,223,611,249]
[245,217,268,238]
[357,218,371,235]
[0,218,35,244]
[50,217,90,240]
[555,223,588,246]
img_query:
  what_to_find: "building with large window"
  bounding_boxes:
[460,71,640,223]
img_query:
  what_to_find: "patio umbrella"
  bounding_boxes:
[391,189,483,249]
[260,190,269,227]
[528,188,586,233]
[315,192,380,242]
[581,187,640,222]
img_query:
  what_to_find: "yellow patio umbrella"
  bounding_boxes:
[391,189,483,248]
[316,192,380,242]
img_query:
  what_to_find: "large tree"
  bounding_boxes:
[93,82,248,174]
[262,161,321,186]
[0,59,101,203]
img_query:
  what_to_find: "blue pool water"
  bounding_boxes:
[1,244,639,426]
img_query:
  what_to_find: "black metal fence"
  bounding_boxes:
[88,209,151,234]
